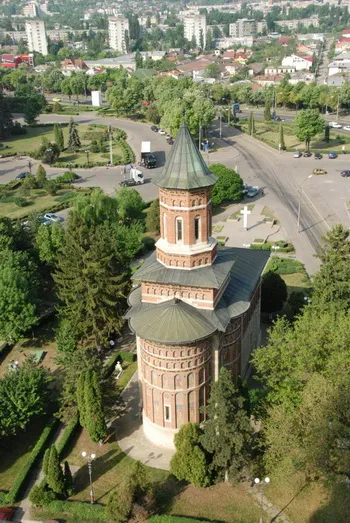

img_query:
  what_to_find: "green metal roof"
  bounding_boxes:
[126,247,270,345]
[132,250,234,289]
[152,120,218,190]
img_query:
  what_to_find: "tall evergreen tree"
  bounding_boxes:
[67,118,81,151]
[0,92,13,139]
[264,99,271,121]
[47,445,66,496]
[251,113,256,135]
[63,460,74,496]
[201,367,252,482]
[76,371,87,427]
[279,123,286,150]
[54,124,64,150]
[247,111,253,135]
[324,124,330,143]
[84,370,107,443]
[36,164,47,186]
[53,214,130,350]
[43,448,50,476]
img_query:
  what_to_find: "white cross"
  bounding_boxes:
[240,205,251,230]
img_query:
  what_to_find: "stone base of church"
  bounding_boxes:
[143,412,178,449]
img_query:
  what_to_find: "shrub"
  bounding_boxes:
[29,482,56,507]
[5,418,59,503]
[267,257,304,275]
[13,196,27,207]
[116,350,136,363]
[261,271,288,313]
[47,500,107,520]
[56,416,79,457]
[106,482,134,523]
[55,171,79,184]
[45,180,58,195]
[10,122,27,136]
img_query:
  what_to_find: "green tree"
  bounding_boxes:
[35,222,65,266]
[279,123,286,150]
[0,357,50,436]
[210,163,243,206]
[67,118,81,151]
[47,445,66,496]
[205,63,221,79]
[54,215,130,351]
[0,249,38,343]
[294,109,325,151]
[106,483,134,523]
[73,188,119,227]
[63,461,74,496]
[201,367,252,482]
[55,317,79,355]
[45,179,58,195]
[171,423,211,487]
[114,223,144,261]
[0,92,13,139]
[54,124,64,150]
[146,198,160,234]
[36,164,47,186]
[264,99,271,121]
[247,111,253,135]
[115,188,145,223]
[84,370,107,443]
[261,271,287,314]
[43,448,50,476]
[37,141,60,165]
[76,371,87,427]
[324,124,330,142]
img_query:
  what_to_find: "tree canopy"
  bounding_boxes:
[294,109,325,151]
[210,163,244,206]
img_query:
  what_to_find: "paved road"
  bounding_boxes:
[1,112,349,274]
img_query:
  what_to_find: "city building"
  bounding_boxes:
[275,17,319,30]
[265,65,296,75]
[229,19,266,38]
[22,1,40,17]
[282,53,313,71]
[25,19,48,56]
[108,15,129,53]
[126,121,269,449]
[184,13,207,49]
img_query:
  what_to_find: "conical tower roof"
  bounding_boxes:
[152,120,217,190]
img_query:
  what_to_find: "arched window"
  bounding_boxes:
[194,216,200,241]
[163,213,167,239]
[176,217,183,243]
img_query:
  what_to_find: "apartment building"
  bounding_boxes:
[229,19,266,38]
[184,13,207,48]
[25,19,48,56]
[22,1,40,18]
[275,17,319,30]
[108,16,129,53]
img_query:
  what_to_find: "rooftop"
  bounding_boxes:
[152,120,217,190]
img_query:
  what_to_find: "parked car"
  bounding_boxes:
[120,179,142,187]
[303,151,312,157]
[328,152,338,159]
[293,151,302,158]
[329,122,342,128]
[314,152,323,159]
[343,126,350,132]
[151,125,158,132]
[158,129,166,135]
[52,97,61,102]
[72,100,81,105]
[247,187,259,198]
[313,168,327,175]
[44,213,63,223]
[166,137,174,145]
[16,171,28,179]
[341,170,350,177]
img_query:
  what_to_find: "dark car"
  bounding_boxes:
[151,125,158,132]
[274,116,282,121]
[166,137,174,145]
[16,171,28,179]
[144,153,157,168]
[293,151,302,158]
[341,170,350,177]
[120,179,139,187]
[328,152,338,159]
[314,152,323,159]
[303,151,312,157]
[72,100,81,105]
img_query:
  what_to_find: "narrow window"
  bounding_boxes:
[194,217,200,241]
[176,218,183,242]
[163,213,167,239]
[164,405,171,422]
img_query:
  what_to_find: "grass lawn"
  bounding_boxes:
[239,120,350,153]
[281,272,312,296]
[1,124,123,166]
[0,187,90,219]
[265,472,350,523]
[0,415,50,493]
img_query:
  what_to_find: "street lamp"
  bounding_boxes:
[28,160,33,174]
[254,476,270,523]
[81,451,96,504]
[85,149,90,168]
[201,141,214,165]
[297,174,313,233]
[68,161,73,172]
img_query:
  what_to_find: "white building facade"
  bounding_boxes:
[108,16,129,53]
[184,13,207,48]
[25,19,48,56]
[229,19,266,38]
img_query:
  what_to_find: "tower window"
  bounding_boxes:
[164,405,171,421]
[194,217,200,241]
[163,213,167,239]
[176,218,183,242]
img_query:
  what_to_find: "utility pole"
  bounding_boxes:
[228,105,230,126]
[109,125,113,166]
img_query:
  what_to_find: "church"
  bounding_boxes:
[126,120,269,449]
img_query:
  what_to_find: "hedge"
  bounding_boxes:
[47,500,107,521]
[150,517,219,523]
[56,416,80,458]
[266,256,304,275]
[5,417,59,503]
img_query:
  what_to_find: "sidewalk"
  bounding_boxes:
[114,373,174,470]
